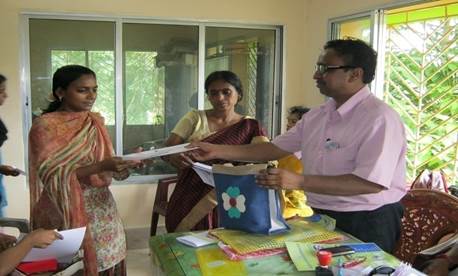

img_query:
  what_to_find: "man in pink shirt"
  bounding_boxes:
[190,38,407,253]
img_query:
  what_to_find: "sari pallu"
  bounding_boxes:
[165,118,267,232]
[29,111,118,276]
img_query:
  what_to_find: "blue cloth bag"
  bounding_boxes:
[213,164,289,235]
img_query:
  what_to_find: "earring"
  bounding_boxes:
[58,96,63,102]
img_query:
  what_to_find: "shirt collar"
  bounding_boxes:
[322,85,371,117]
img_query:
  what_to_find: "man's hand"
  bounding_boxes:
[422,258,449,276]
[255,168,304,190]
[187,142,223,161]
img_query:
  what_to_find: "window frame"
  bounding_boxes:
[20,13,284,184]
[327,0,457,184]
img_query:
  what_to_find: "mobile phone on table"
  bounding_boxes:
[319,245,355,256]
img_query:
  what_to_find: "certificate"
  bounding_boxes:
[22,227,86,263]
[122,143,198,161]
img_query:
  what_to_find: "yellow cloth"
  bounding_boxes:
[209,220,344,255]
[278,155,313,219]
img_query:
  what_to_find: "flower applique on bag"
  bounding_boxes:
[410,169,449,193]
[213,163,289,235]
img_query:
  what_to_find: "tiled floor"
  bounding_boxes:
[125,226,166,275]
[126,248,153,275]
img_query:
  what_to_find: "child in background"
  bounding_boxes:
[279,106,313,219]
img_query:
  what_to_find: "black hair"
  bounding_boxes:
[44,65,96,113]
[204,70,243,101]
[288,106,310,118]
[324,38,377,84]
[0,74,6,84]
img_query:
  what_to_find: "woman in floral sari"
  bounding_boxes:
[29,65,139,275]
[164,71,267,232]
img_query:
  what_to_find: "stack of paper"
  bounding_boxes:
[192,162,214,187]
[176,231,217,248]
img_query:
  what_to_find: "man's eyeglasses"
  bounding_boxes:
[315,64,357,74]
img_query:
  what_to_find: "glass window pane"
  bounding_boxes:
[123,23,199,175]
[205,27,277,136]
[333,17,371,43]
[29,19,116,143]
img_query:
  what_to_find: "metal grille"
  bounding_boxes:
[384,15,458,184]
[246,41,258,117]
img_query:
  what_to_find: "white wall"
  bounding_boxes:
[0,0,410,229]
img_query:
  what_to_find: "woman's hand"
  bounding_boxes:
[76,157,140,181]
[165,154,192,170]
[100,157,141,181]
[0,233,17,251]
[26,229,63,248]
[100,157,141,173]
[256,168,304,190]
[0,165,21,176]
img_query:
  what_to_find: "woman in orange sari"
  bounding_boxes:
[29,65,139,275]
[164,71,267,232]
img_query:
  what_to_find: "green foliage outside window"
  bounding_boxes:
[51,50,166,126]
[51,50,115,125]
[384,10,457,184]
[125,51,165,125]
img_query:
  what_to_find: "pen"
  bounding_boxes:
[342,256,366,268]
[54,229,64,240]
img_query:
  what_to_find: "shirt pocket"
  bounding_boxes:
[323,144,358,175]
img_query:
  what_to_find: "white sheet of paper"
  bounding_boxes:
[22,227,86,262]
[176,231,217,247]
[122,143,198,161]
[192,162,214,187]
[13,167,26,176]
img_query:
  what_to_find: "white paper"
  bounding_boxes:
[192,162,214,187]
[12,167,26,176]
[268,189,286,232]
[420,232,458,255]
[22,227,86,262]
[176,231,217,247]
[122,143,198,161]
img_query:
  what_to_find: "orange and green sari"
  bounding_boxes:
[29,111,126,275]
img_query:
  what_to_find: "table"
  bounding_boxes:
[150,232,305,276]
[149,224,400,276]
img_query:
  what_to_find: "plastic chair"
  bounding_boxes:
[150,176,178,236]
[393,189,458,264]
[0,217,30,233]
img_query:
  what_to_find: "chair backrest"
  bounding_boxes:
[394,189,458,264]
[0,218,30,233]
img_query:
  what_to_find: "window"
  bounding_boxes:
[205,27,277,134]
[330,15,372,43]
[26,17,282,182]
[330,1,458,184]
